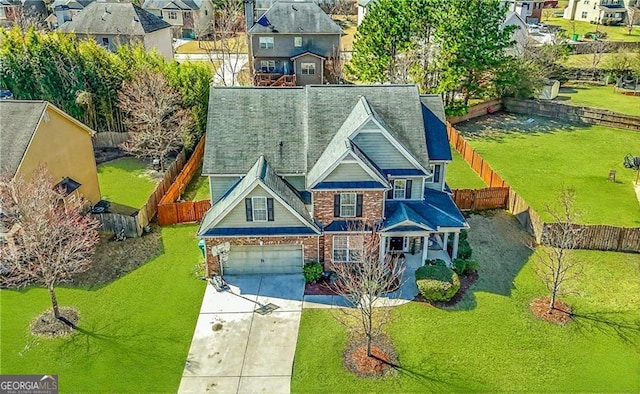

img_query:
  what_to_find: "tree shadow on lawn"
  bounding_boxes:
[456,113,585,143]
[571,309,640,346]
[442,211,534,312]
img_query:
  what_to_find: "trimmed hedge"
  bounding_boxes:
[425,258,447,267]
[303,261,323,284]
[457,240,473,260]
[415,265,460,302]
[453,258,478,275]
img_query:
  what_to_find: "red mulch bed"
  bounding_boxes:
[304,281,338,295]
[530,297,573,324]
[343,336,398,377]
[414,271,479,307]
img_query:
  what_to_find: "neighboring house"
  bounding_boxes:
[58,1,174,61]
[564,0,638,24]
[46,0,93,29]
[0,100,101,205]
[245,0,343,86]
[0,0,19,25]
[141,0,214,39]
[356,0,371,26]
[0,0,47,27]
[248,0,337,24]
[502,10,529,55]
[197,85,469,276]
[503,0,545,24]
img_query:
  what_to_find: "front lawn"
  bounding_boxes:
[456,114,640,227]
[556,83,640,116]
[97,157,158,209]
[0,225,206,392]
[547,16,640,41]
[446,149,488,190]
[292,214,640,392]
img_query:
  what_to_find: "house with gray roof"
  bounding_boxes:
[58,1,173,60]
[198,84,468,277]
[141,0,214,39]
[245,0,343,86]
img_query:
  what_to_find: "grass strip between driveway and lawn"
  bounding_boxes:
[0,224,206,393]
[292,215,640,392]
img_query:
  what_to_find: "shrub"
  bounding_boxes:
[457,239,473,260]
[424,258,447,267]
[303,261,323,284]
[445,101,469,117]
[453,258,478,275]
[415,265,460,302]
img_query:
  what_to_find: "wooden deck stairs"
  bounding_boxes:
[254,73,296,87]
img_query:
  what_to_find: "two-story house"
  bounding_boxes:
[245,0,343,86]
[58,1,174,61]
[197,85,469,276]
[564,0,637,25]
[142,0,214,39]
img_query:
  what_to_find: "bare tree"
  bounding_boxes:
[0,166,100,320]
[536,188,584,314]
[325,45,345,84]
[542,8,554,22]
[203,0,246,86]
[329,222,405,357]
[626,5,639,36]
[118,69,194,171]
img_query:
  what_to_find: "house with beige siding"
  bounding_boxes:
[563,0,638,25]
[142,0,214,39]
[197,85,468,276]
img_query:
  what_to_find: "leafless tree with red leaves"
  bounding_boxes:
[118,69,194,171]
[0,166,100,321]
[329,221,405,357]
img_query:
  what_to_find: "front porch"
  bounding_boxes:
[380,231,461,267]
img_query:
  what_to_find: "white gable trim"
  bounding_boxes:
[384,219,433,232]
[209,179,320,234]
[350,115,428,174]
[309,149,388,189]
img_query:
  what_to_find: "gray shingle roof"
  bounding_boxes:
[0,100,47,175]
[203,85,430,176]
[197,156,319,236]
[142,0,201,11]
[59,2,171,35]
[248,1,343,34]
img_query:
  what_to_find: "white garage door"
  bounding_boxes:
[224,244,303,275]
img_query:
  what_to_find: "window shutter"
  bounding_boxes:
[267,198,274,221]
[334,194,341,217]
[245,198,253,221]
[386,189,393,200]
[406,179,412,199]
[356,194,363,217]
[434,165,441,183]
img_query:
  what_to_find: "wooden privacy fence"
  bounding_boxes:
[446,120,639,253]
[451,187,509,210]
[448,98,502,125]
[93,132,131,149]
[93,213,141,239]
[157,137,208,226]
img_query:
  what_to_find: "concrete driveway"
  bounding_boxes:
[178,274,304,394]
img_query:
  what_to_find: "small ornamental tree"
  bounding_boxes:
[118,69,194,171]
[329,222,405,358]
[0,166,100,321]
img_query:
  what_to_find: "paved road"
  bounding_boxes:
[178,274,304,394]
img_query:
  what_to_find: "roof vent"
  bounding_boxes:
[291,4,297,11]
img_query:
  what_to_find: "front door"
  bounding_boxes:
[389,237,404,252]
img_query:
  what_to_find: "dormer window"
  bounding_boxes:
[428,164,441,183]
[387,179,412,200]
[259,36,274,49]
[294,36,302,47]
[245,196,274,222]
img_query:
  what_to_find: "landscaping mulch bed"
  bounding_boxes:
[414,271,479,308]
[530,297,573,325]
[343,335,398,377]
[71,225,162,287]
[304,282,338,296]
[30,307,79,337]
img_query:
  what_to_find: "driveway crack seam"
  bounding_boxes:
[236,276,262,394]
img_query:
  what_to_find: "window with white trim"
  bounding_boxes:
[251,196,267,221]
[581,11,588,18]
[428,164,441,183]
[340,193,356,217]
[259,36,274,49]
[167,11,177,19]
[393,179,407,199]
[333,236,362,262]
[260,60,275,72]
[301,62,315,75]
[294,36,302,47]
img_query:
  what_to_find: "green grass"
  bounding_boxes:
[446,149,488,189]
[181,165,210,201]
[97,157,158,209]
[458,118,640,227]
[0,224,206,393]
[547,16,640,41]
[555,83,640,116]
[562,52,637,69]
[292,249,640,392]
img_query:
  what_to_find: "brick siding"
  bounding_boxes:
[312,190,384,227]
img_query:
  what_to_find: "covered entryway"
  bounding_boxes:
[224,244,303,275]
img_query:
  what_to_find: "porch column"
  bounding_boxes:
[421,235,429,264]
[452,232,460,260]
[442,232,449,257]
[379,235,386,261]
